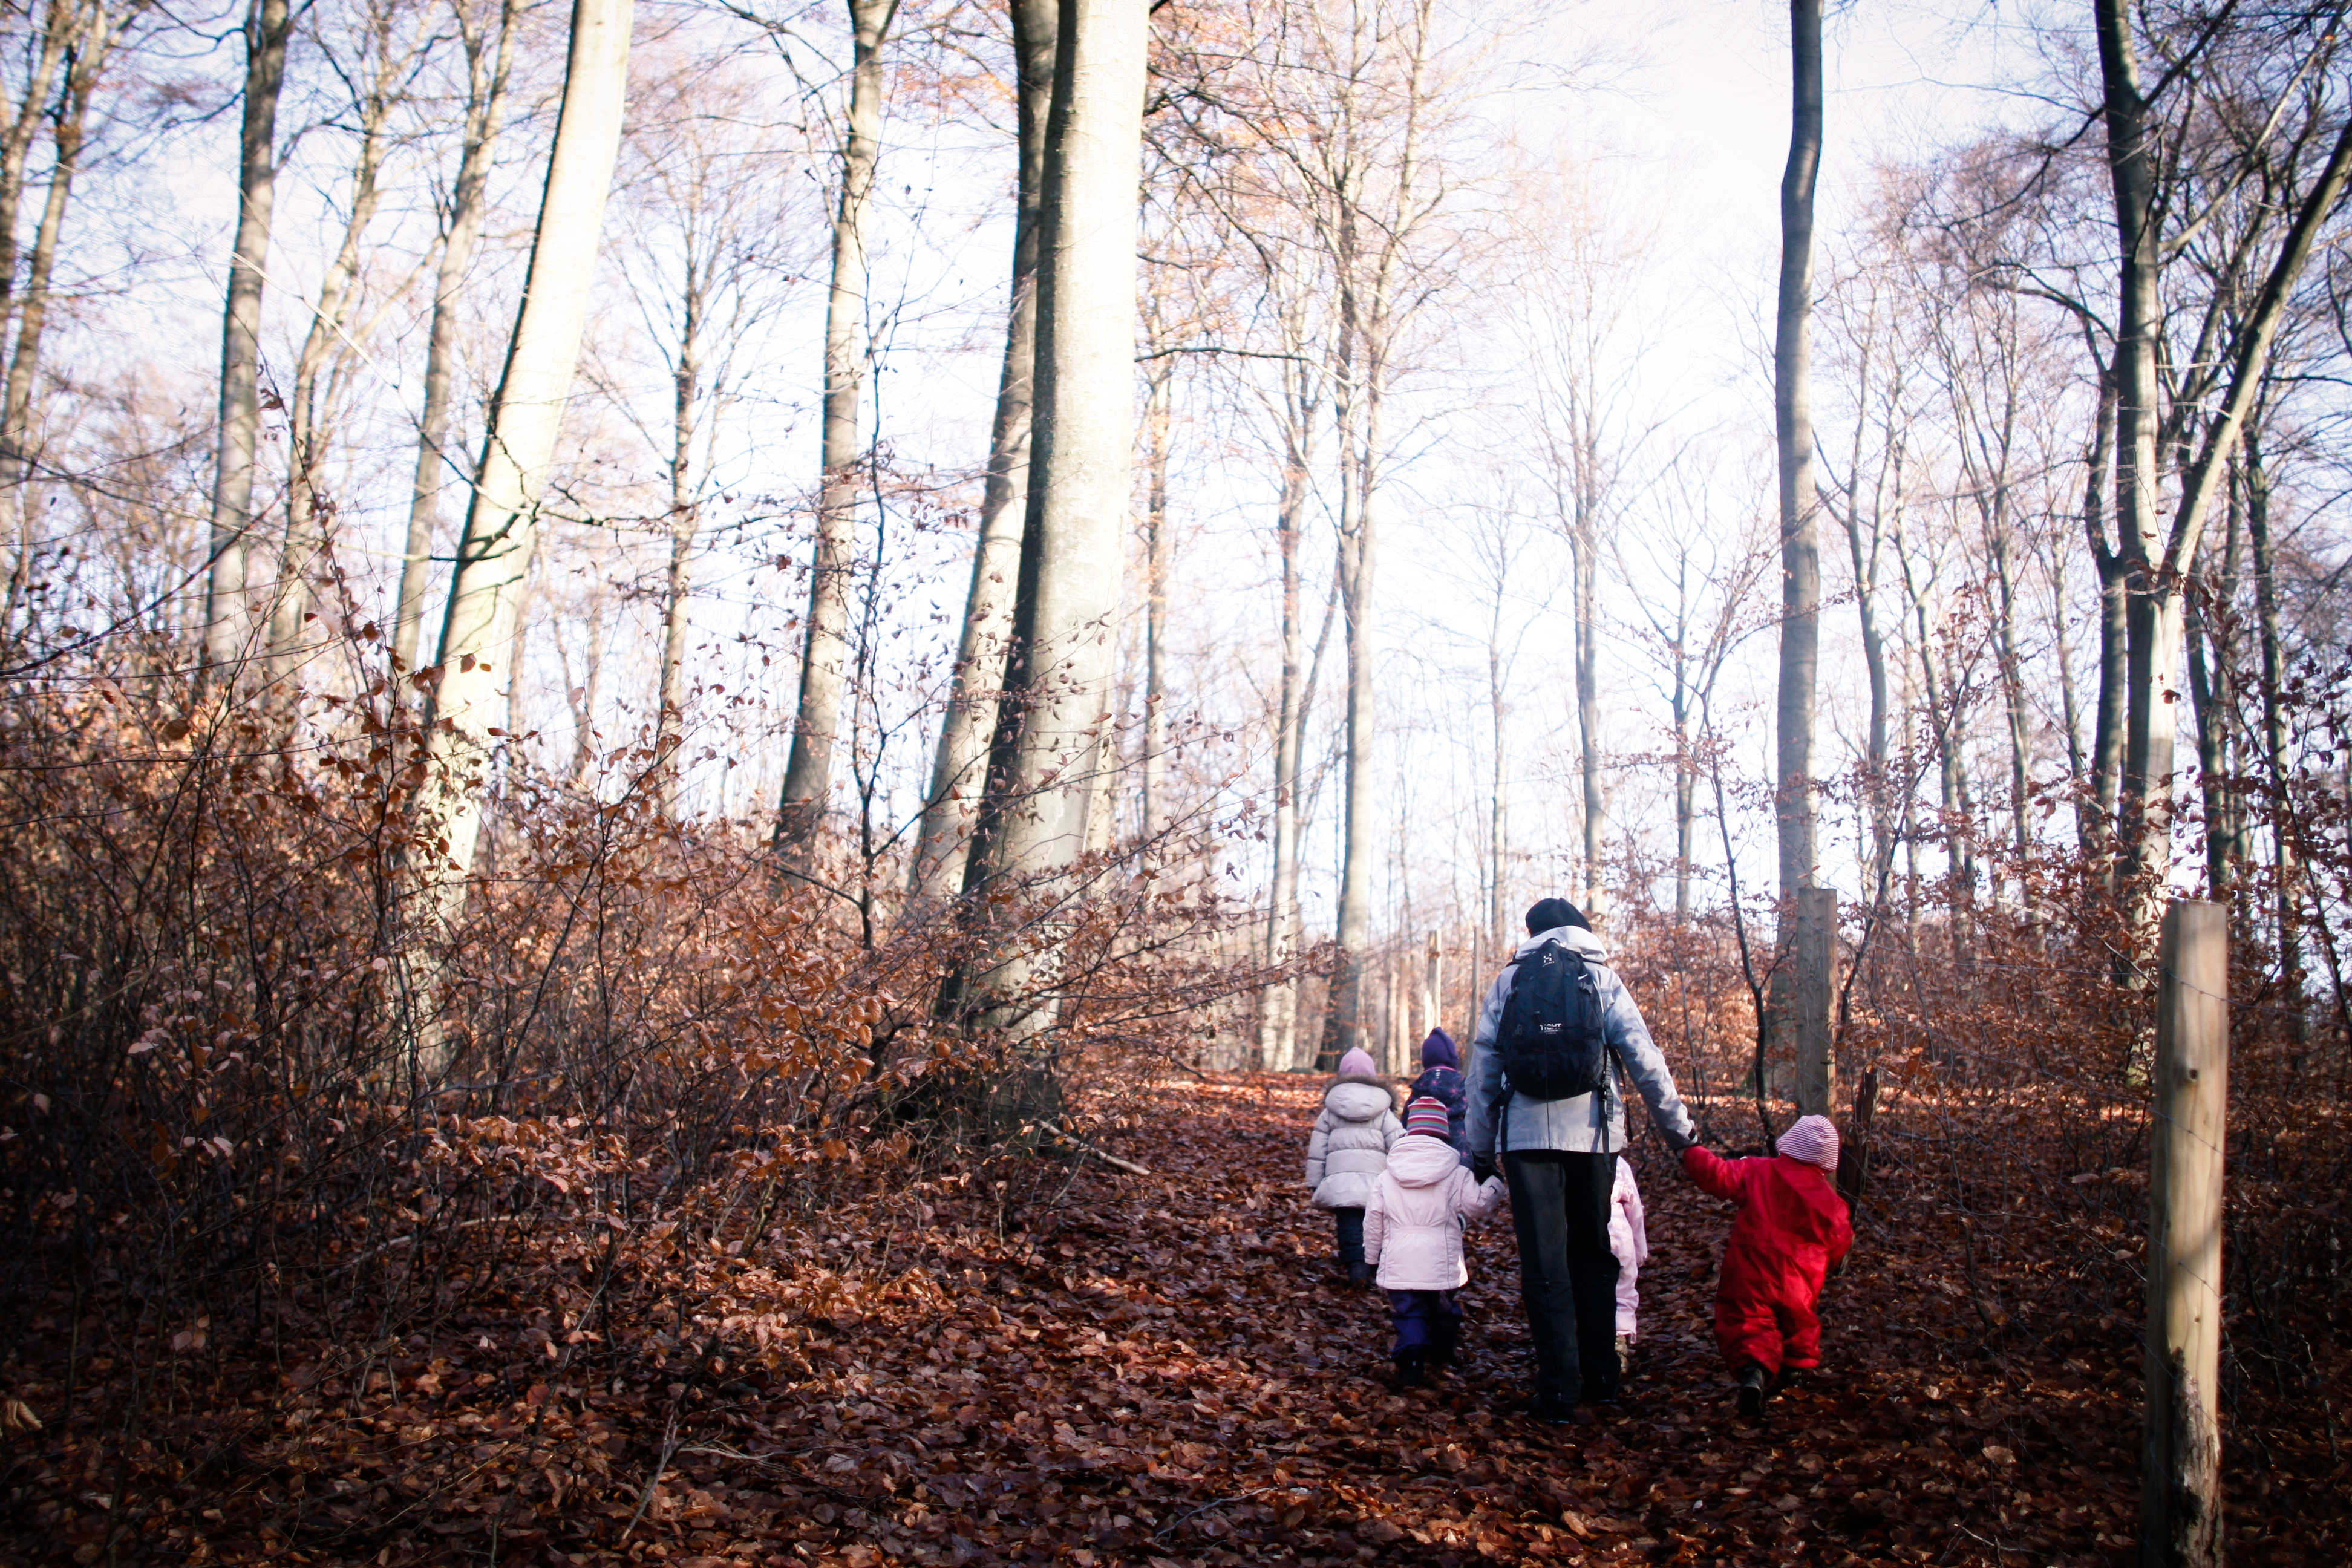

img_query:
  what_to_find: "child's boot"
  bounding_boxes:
[1735,1364,1768,1420]
[1393,1348,1427,1389]
[1429,1316,1460,1370]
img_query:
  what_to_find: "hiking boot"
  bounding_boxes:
[1429,1321,1460,1369]
[1393,1350,1427,1390]
[1736,1364,1769,1421]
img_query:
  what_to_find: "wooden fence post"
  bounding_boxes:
[1794,886,1838,1116]
[2141,897,2228,1568]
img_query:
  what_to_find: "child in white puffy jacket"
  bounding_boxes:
[1303,1046,1403,1285]
[1364,1096,1506,1386]
[1608,1156,1650,1357]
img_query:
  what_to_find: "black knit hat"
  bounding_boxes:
[1525,897,1591,935]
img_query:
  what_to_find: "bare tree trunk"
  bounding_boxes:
[1257,316,1315,1071]
[1139,359,1172,840]
[417,0,635,988]
[1990,523,2033,861]
[1327,332,1385,1068]
[655,278,703,817]
[0,24,100,498]
[1489,612,1508,953]
[1771,0,1824,1062]
[395,0,518,684]
[2185,466,2243,903]
[2102,0,2352,906]
[959,0,1149,909]
[1570,491,1605,925]
[776,0,900,871]
[0,0,77,344]
[201,0,295,676]
[269,28,400,681]
[2093,0,2165,891]
[2243,428,2304,1048]
[1838,479,1892,907]
[910,0,1053,900]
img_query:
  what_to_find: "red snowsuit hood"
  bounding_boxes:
[1683,1146,1855,1376]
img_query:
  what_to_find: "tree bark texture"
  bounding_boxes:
[2140,898,2227,1568]
[395,0,519,684]
[1256,310,1315,1071]
[0,19,103,500]
[655,271,704,817]
[776,0,900,871]
[201,0,295,676]
[962,0,1149,900]
[910,0,1054,901]
[419,0,635,950]
[1140,361,1172,843]
[1771,0,1824,1046]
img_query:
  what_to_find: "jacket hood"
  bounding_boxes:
[1516,923,1609,964]
[1385,1132,1460,1186]
[1420,1028,1459,1070]
[1337,1047,1378,1076]
[1323,1077,1395,1122]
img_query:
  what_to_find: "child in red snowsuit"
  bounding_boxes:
[1682,1114,1854,1417]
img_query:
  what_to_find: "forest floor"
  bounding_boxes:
[11,1071,2346,1567]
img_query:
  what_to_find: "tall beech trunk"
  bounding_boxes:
[418,0,634,971]
[200,0,295,676]
[1569,470,1604,924]
[1139,361,1172,841]
[0,0,77,345]
[1256,302,1316,1071]
[910,0,1054,900]
[776,0,900,871]
[2098,0,2352,904]
[655,276,704,818]
[959,0,1149,911]
[2243,430,2305,1045]
[1772,0,1824,1017]
[395,0,518,684]
[0,23,102,501]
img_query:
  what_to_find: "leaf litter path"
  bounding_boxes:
[654,1074,2153,1568]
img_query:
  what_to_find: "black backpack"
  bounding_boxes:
[1495,939,1609,1100]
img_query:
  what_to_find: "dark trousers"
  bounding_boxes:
[1333,1206,1366,1265]
[1503,1151,1622,1405]
[1387,1289,1462,1361]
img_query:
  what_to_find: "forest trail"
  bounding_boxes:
[648,1074,2159,1568]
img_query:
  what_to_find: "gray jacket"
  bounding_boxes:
[1463,924,1696,1158]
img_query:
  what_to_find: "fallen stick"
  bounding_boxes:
[1047,1120,1152,1177]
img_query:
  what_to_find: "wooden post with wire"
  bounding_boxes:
[2141,897,2227,1568]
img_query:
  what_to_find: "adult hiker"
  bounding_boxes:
[1465,897,1697,1421]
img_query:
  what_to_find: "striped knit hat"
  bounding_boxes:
[1775,1114,1840,1171]
[1403,1096,1452,1143]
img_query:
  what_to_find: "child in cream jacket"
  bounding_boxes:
[1364,1097,1507,1387]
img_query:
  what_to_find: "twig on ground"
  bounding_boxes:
[1047,1120,1152,1176]
[1154,1486,1284,1540]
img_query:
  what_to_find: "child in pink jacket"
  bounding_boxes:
[1607,1157,1649,1357]
[1364,1097,1506,1387]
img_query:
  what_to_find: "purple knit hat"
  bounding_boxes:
[1420,1028,1459,1070]
[1403,1096,1452,1142]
